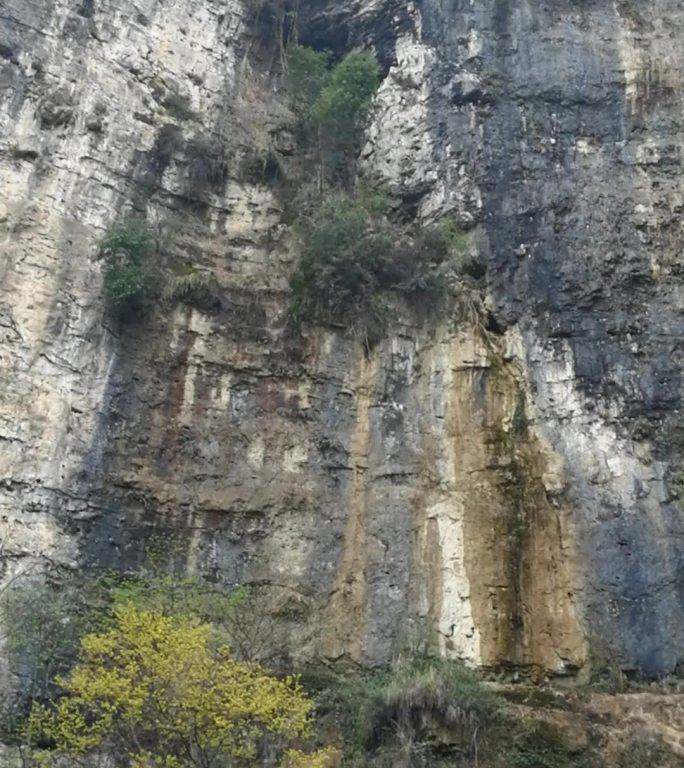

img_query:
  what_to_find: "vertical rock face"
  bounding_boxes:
[0,0,253,576]
[409,0,684,678]
[1,0,683,679]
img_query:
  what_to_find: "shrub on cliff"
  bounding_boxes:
[381,218,475,298]
[285,44,330,124]
[96,219,157,317]
[285,45,380,182]
[289,189,393,322]
[290,190,473,327]
[313,50,380,169]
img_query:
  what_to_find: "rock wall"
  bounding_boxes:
[1,0,684,678]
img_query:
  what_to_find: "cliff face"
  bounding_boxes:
[1,0,684,679]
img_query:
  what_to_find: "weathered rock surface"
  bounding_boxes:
[1,0,684,680]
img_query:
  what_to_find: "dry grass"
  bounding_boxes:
[162,270,220,309]
[337,654,499,766]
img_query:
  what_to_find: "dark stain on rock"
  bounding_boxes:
[77,0,95,18]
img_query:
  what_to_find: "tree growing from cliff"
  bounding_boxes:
[289,189,471,330]
[313,50,380,173]
[289,189,393,322]
[285,45,380,184]
[96,220,157,318]
[26,603,328,768]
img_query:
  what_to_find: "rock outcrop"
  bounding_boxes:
[1,0,684,680]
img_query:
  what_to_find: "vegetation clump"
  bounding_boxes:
[329,653,498,766]
[163,266,220,310]
[285,45,331,122]
[290,190,473,329]
[312,50,380,172]
[280,43,487,337]
[90,569,246,627]
[96,219,157,317]
[290,189,393,322]
[285,45,380,182]
[2,569,334,768]
[27,604,318,768]
[96,220,224,318]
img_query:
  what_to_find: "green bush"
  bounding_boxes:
[290,190,474,326]
[285,45,380,180]
[0,579,99,740]
[386,219,474,298]
[290,190,393,322]
[285,44,330,124]
[314,50,380,171]
[96,220,157,317]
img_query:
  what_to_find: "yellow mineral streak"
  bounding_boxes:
[324,347,380,661]
[413,326,586,672]
[414,330,490,663]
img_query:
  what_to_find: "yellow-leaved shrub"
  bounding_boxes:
[27,603,315,767]
[280,746,341,767]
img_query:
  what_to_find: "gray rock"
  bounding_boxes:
[1,0,684,680]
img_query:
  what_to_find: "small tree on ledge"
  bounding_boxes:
[96,219,157,319]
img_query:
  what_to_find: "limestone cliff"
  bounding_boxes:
[1,0,684,682]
